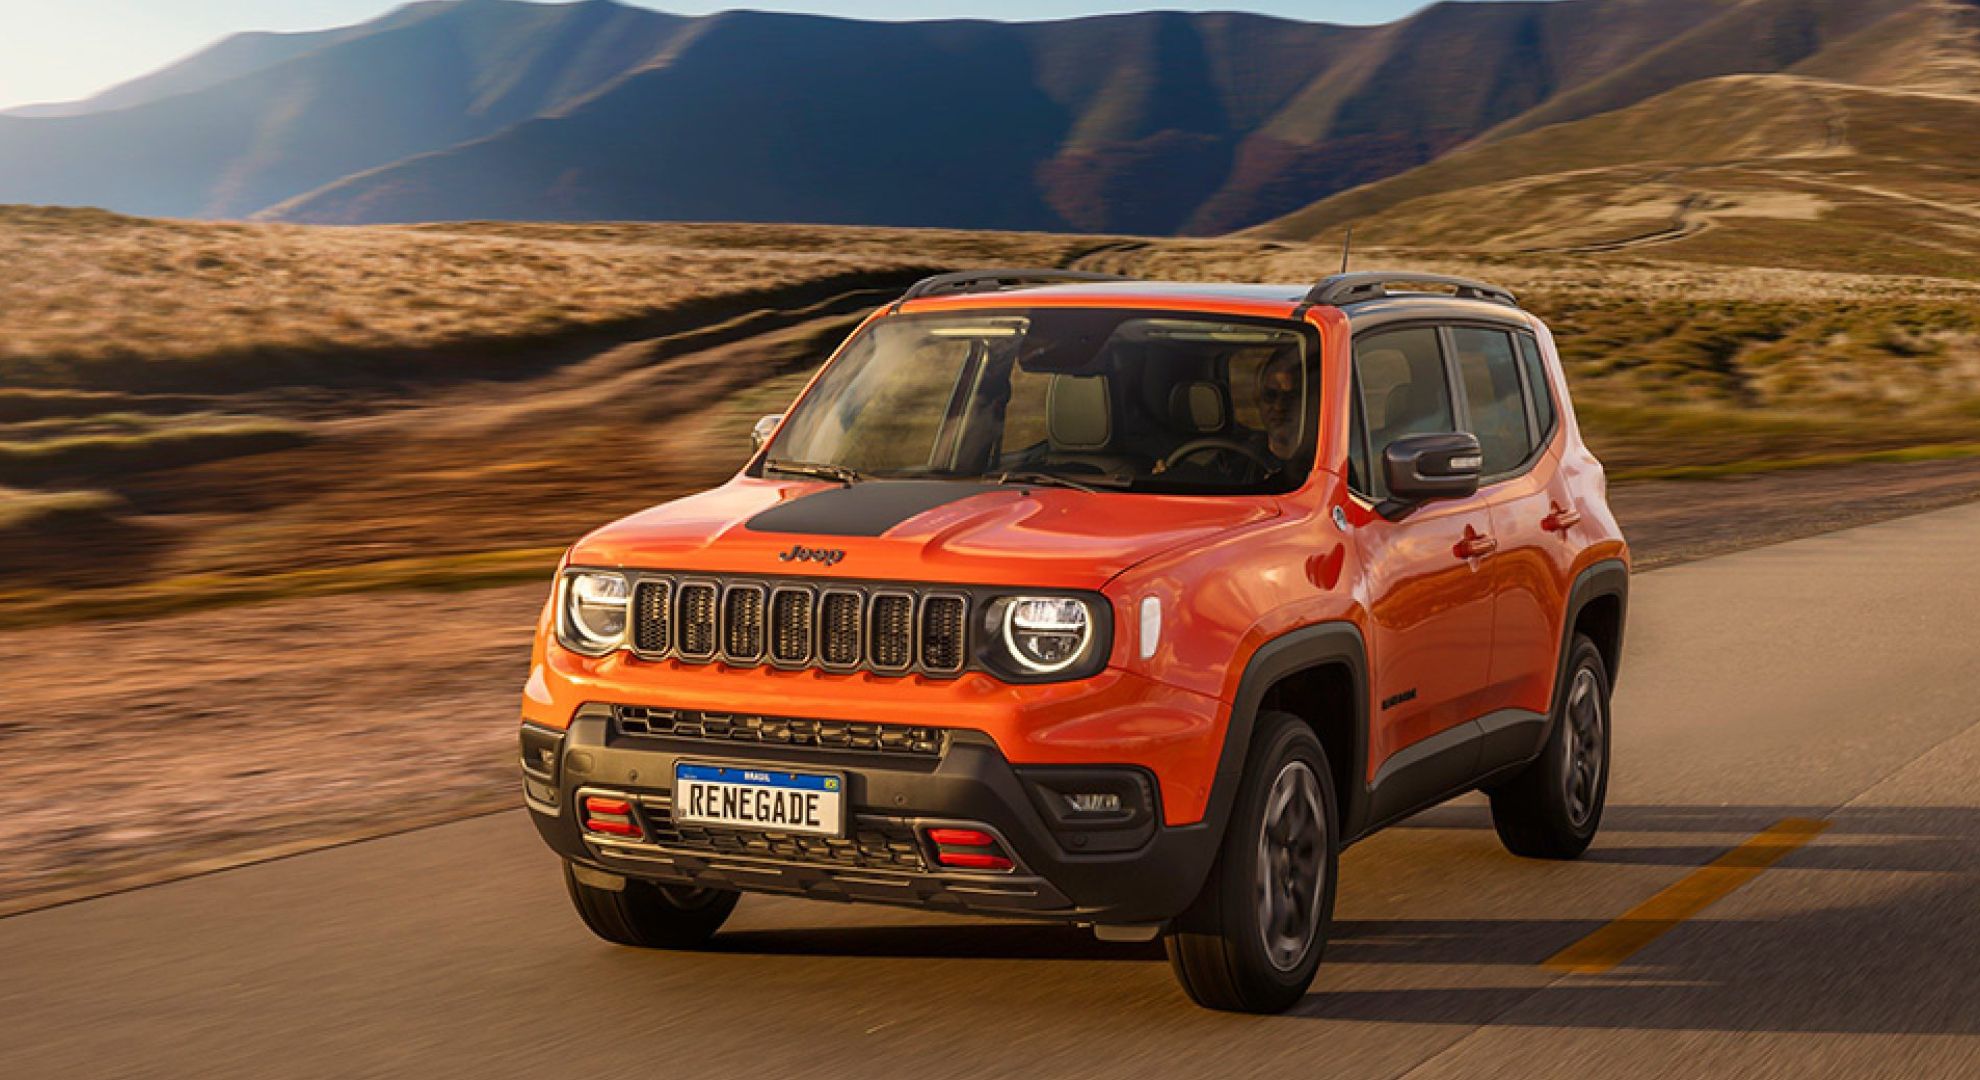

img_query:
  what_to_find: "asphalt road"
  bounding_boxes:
[7,503,1980,1079]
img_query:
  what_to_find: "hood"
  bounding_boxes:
[568,477,1279,590]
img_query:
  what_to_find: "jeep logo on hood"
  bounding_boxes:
[777,543,845,567]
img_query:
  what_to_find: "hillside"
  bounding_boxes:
[6,0,1939,234]
[1248,72,1980,279]
[0,1,695,218]
[1252,0,1980,273]
[264,0,1740,233]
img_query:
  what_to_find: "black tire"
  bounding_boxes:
[563,863,740,948]
[1165,711,1339,1014]
[1488,634,1611,859]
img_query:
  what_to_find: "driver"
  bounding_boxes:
[1256,347,1303,461]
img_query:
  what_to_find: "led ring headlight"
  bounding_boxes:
[1000,596,1093,674]
[561,571,630,654]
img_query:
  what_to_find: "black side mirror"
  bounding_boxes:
[1379,431,1482,518]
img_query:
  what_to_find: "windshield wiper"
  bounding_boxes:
[764,459,864,486]
[991,470,1124,493]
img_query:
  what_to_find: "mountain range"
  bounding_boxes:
[0,0,1973,236]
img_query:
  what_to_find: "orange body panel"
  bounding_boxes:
[522,287,1628,825]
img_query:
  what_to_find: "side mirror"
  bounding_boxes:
[749,414,783,453]
[1379,431,1481,517]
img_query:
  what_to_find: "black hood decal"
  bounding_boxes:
[745,481,1003,538]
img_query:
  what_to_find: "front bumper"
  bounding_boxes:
[524,707,1223,924]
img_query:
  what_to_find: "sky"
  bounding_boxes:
[0,0,1511,110]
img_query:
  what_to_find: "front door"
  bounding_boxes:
[1346,326,1498,784]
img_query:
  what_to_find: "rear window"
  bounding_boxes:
[1516,332,1557,442]
[1449,327,1530,476]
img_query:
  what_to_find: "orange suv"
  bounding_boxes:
[521,269,1628,1012]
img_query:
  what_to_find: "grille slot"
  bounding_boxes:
[676,582,718,660]
[769,588,814,666]
[616,706,945,758]
[632,580,671,654]
[869,592,914,672]
[722,584,767,663]
[819,589,863,668]
[919,595,967,673]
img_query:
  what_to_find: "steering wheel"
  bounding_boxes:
[1160,437,1277,475]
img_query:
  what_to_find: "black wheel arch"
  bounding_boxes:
[1557,558,1629,707]
[1209,621,1372,845]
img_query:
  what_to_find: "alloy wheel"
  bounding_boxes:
[1561,666,1605,828]
[1254,760,1328,972]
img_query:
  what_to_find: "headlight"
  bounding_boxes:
[999,596,1095,674]
[560,571,630,655]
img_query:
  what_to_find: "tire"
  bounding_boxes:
[1165,711,1339,1014]
[563,862,740,948]
[1488,634,1611,859]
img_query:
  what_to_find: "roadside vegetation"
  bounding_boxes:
[3,205,1979,624]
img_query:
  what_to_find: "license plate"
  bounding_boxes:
[673,763,845,837]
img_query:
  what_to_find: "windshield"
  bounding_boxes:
[760,308,1318,495]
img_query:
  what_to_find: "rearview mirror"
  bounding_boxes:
[1380,431,1481,517]
[750,414,783,453]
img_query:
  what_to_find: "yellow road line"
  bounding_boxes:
[1543,817,1831,975]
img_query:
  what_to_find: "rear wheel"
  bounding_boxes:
[1165,711,1338,1013]
[1488,634,1611,859]
[563,863,739,948]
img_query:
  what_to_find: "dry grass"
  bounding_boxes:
[0,487,120,530]
[4,205,1980,624]
[0,206,1101,390]
[0,413,311,485]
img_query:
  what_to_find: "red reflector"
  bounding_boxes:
[584,796,632,816]
[583,816,641,837]
[936,851,1013,871]
[927,827,996,848]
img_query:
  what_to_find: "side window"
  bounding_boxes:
[1354,327,1456,499]
[1515,332,1557,444]
[1448,327,1530,476]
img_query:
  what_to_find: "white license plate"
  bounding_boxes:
[673,763,845,837]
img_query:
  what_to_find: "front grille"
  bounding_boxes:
[677,582,718,660]
[869,592,914,671]
[616,706,946,758]
[920,595,967,673]
[769,588,814,665]
[722,584,766,662]
[625,573,974,678]
[632,580,671,653]
[641,801,927,871]
[819,590,862,667]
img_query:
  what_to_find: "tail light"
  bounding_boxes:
[924,825,1013,872]
[581,795,642,838]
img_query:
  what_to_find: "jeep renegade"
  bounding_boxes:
[521,269,1629,1013]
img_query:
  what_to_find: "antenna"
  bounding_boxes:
[1339,225,1354,274]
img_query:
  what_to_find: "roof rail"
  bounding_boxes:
[1303,271,1518,309]
[898,268,1132,302]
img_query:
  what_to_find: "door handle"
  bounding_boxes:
[1454,530,1498,560]
[1543,503,1583,532]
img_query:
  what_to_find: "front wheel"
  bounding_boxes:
[563,863,740,948]
[1487,634,1611,859]
[1165,711,1339,1013]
